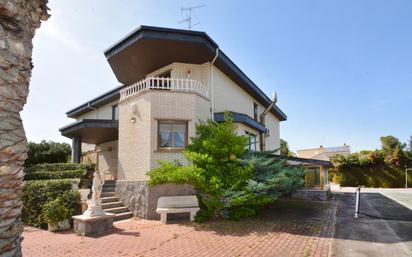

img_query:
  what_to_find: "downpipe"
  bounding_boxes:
[259,92,277,151]
[210,48,219,121]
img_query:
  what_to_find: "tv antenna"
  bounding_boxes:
[179,4,205,30]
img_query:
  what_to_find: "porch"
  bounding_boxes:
[59,119,119,180]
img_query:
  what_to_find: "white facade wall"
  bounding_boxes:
[75,100,118,121]
[212,66,280,150]
[96,140,118,180]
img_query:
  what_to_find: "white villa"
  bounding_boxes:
[60,26,328,220]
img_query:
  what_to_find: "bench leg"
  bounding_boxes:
[160,213,167,224]
[190,212,196,222]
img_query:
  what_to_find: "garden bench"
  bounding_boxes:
[156,195,200,223]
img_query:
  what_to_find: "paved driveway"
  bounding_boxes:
[333,187,412,257]
[22,200,335,257]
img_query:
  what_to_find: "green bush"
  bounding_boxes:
[24,170,85,180]
[43,198,70,224]
[25,162,93,173]
[22,179,81,228]
[25,162,94,189]
[331,150,412,188]
[148,113,304,221]
[25,140,71,167]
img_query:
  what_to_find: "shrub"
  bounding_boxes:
[25,140,71,167]
[43,198,70,224]
[25,162,93,173]
[22,179,81,228]
[24,170,85,180]
[25,162,94,189]
[330,152,412,188]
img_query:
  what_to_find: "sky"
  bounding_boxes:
[22,0,412,152]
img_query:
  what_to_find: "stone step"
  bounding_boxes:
[101,192,116,197]
[113,212,133,221]
[101,201,123,209]
[101,196,119,203]
[104,206,129,214]
[102,187,115,193]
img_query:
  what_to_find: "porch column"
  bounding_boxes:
[72,136,82,163]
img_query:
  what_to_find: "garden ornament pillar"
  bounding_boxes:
[0,1,49,256]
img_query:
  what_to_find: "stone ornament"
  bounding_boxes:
[83,171,106,217]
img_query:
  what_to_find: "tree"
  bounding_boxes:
[280,138,295,157]
[25,140,71,167]
[0,1,49,256]
[380,135,406,155]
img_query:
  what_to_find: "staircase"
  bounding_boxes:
[101,180,133,221]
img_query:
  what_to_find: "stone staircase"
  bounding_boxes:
[101,180,133,221]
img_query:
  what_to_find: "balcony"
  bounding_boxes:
[120,77,209,102]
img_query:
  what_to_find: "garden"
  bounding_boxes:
[22,141,93,231]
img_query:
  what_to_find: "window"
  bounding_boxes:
[112,105,119,120]
[253,102,258,121]
[246,131,258,151]
[305,167,321,188]
[158,120,188,150]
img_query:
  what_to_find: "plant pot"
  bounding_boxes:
[48,219,70,232]
[79,188,91,202]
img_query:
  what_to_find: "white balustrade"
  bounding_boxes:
[120,77,209,102]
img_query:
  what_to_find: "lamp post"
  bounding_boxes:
[406,168,411,189]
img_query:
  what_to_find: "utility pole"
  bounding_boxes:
[179,5,205,30]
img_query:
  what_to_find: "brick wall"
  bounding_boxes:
[118,90,210,180]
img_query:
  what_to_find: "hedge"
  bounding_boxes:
[24,170,85,180]
[25,162,93,173]
[24,162,94,188]
[22,179,81,228]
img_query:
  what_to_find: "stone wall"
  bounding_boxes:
[291,188,332,201]
[115,180,195,219]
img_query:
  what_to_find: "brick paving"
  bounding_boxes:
[22,199,336,257]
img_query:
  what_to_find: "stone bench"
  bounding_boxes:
[156,195,200,223]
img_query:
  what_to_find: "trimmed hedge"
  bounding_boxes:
[22,179,81,228]
[24,162,94,188]
[25,162,93,173]
[24,170,85,180]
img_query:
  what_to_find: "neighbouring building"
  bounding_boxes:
[297,144,351,161]
[60,26,288,219]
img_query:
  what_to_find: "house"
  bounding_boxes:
[59,26,288,219]
[297,144,351,161]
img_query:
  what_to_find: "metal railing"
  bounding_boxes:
[120,77,209,101]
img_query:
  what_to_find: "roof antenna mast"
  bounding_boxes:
[179,4,205,30]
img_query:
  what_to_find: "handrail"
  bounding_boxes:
[120,77,209,102]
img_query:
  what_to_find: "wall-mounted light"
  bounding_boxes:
[130,117,136,123]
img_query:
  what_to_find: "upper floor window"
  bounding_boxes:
[158,120,188,150]
[253,102,258,121]
[246,131,258,151]
[112,105,119,120]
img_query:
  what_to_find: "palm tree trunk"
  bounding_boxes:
[0,1,49,256]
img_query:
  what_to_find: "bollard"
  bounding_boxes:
[355,186,360,218]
